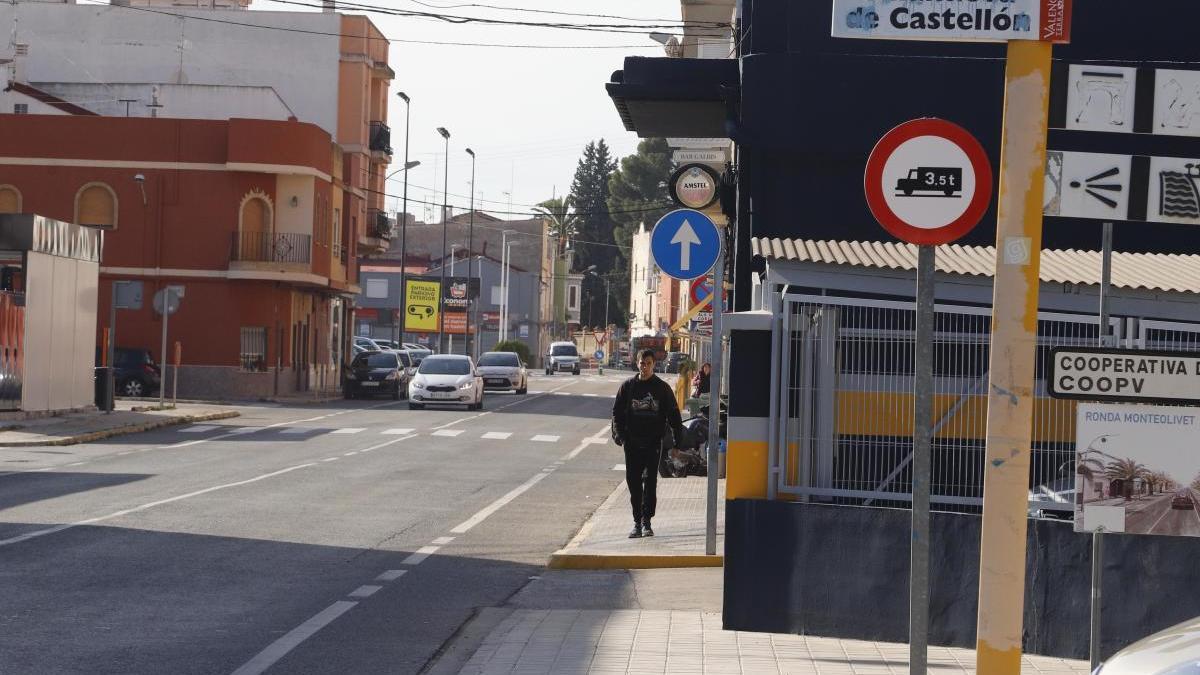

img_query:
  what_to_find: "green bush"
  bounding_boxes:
[493,340,533,366]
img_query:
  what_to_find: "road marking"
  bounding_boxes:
[613,464,626,471]
[449,471,551,535]
[481,432,512,440]
[562,425,611,461]
[65,462,86,467]
[381,428,415,435]
[180,425,219,433]
[280,427,317,435]
[343,451,358,457]
[1150,500,1175,534]
[582,438,607,445]
[582,393,598,398]
[432,429,463,438]
[321,457,340,463]
[331,428,366,434]
[229,427,264,434]
[348,585,382,599]
[356,435,416,453]
[230,600,358,675]
[401,545,440,565]
[376,570,407,582]
[553,392,571,396]
[432,536,455,545]
[0,463,316,548]
[426,380,575,430]
[531,435,560,443]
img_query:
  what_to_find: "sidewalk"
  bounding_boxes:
[549,477,724,569]
[0,401,239,446]
[455,609,1090,675]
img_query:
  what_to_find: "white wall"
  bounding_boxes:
[35,83,294,120]
[22,252,98,411]
[274,175,315,234]
[628,225,656,337]
[0,88,70,115]
[0,4,340,134]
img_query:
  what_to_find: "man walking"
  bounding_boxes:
[612,349,684,538]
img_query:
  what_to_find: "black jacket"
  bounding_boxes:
[612,374,685,448]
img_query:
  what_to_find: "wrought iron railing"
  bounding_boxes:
[367,208,392,239]
[231,231,311,264]
[369,121,392,155]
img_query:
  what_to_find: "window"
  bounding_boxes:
[74,182,118,229]
[568,285,579,311]
[239,327,268,372]
[13,104,27,115]
[332,208,343,260]
[490,285,504,305]
[0,186,20,214]
[365,278,388,298]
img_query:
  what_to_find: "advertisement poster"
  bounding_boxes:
[404,279,440,332]
[1075,402,1200,536]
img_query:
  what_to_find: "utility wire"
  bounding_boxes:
[399,0,727,25]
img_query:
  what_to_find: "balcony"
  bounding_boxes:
[367,208,392,240]
[369,121,392,158]
[231,231,312,270]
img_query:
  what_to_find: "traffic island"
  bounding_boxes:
[548,476,724,570]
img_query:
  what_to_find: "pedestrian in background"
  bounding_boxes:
[693,362,712,398]
[611,348,685,538]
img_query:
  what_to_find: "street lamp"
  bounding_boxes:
[465,147,478,360]
[385,160,420,182]
[436,126,450,353]
[395,92,413,347]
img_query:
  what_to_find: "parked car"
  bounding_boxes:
[664,352,688,374]
[545,341,580,375]
[345,351,407,400]
[477,351,528,394]
[372,339,397,350]
[354,336,384,352]
[408,355,483,410]
[1171,491,1195,510]
[1094,615,1200,674]
[402,343,433,365]
[110,347,161,398]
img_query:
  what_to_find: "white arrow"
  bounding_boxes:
[671,219,701,271]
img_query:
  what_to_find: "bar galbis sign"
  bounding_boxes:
[832,0,1072,43]
[1048,347,1200,404]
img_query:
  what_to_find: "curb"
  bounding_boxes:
[0,410,241,447]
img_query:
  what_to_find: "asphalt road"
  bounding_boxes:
[1125,488,1200,536]
[0,370,637,675]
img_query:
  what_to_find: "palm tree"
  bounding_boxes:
[533,197,578,257]
[1105,457,1148,501]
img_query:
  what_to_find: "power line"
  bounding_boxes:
[399,0,728,26]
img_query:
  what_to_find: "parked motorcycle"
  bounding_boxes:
[658,399,727,478]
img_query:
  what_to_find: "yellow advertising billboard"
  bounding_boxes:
[404,279,440,332]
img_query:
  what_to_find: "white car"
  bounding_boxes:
[477,351,528,394]
[408,354,484,410]
[1094,615,1200,674]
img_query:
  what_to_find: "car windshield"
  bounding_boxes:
[478,353,519,367]
[396,351,412,367]
[551,345,577,356]
[418,358,471,375]
[354,353,397,369]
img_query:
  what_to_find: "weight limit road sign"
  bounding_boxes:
[650,209,721,281]
[864,118,994,245]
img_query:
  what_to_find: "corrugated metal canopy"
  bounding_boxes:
[752,238,1200,295]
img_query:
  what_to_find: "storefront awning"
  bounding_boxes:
[606,57,739,138]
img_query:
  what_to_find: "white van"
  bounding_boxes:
[545,341,580,375]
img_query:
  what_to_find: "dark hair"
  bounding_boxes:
[637,348,657,363]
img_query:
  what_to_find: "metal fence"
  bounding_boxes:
[767,293,1156,514]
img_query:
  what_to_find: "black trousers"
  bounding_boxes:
[624,443,659,523]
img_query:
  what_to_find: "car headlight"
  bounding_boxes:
[459,381,474,390]
[385,371,399,380]
[411,381,425,390]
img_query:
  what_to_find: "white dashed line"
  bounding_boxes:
[229,427,263,435]
[321,457,340,463]
[280,427,316,435]
[343,451,358,457]
[376,570,407,582]
[348,585,382,599]
[613,464,626,471]
[381,428,415,435]
[432,536,455,545]
[180,425,219,433]
[531,435,560,443]
[432,429,463,438]
[401,545,440,565]
[230,601,358,675]
[449,472,551,535]
[481,432,512,440]
[331,428,366,434]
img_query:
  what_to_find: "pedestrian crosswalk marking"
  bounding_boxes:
[331,428,366,434]
[432,429,464,437]
[180,425,219,433]
[382,428,415,435]
[280,427,316,434]
[481,432,512,440]
[531,435,560,443]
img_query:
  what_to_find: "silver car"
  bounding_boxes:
[408,355,484,410]
[477,351,528,394]
[1094,616,1200,674]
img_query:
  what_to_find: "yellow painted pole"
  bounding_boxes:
[975,39,1053,674]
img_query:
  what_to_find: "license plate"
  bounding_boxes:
[361,381,379,387]
[486,379,506,386]
[430,391,454,399]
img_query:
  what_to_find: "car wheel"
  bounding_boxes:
[573,368,580,376]
[516,383,527,395]
[121,378,145,397]
[408,402,424,411]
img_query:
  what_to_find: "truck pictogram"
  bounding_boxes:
[896,167,962,197]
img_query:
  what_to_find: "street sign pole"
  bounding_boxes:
[159,286,171,409]
[705,236,724,557]
[107,284,117,413]
[911,244,935,674]
[975,40,1053,674]
[1090,220,1112,672]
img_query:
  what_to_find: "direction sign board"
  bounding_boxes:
[864,118,994,245]
[831,0,1072,43]
[650,209,721,281]
[1074,402,1200,536]
[1048,347,1200,404]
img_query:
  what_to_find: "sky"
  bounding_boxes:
[257,0,683,222]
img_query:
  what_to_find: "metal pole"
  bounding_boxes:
[467,149,477,360]
[1090,527,1105,671]
[107,283,117,413]
[911,244,935,675]
[705,239,725,556]
[449,247,457,354]
[159,287,170,409]
[1099,222,1113,347]
[397,93,411,347]
[975,40,1053,674]
[437,128,450,353]
[173,363,179,407]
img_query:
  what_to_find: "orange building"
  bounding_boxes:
[0,114,360,399]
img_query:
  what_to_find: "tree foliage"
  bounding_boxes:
[567,140,617,328]
[605,138,673,330]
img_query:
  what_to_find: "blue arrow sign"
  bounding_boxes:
[650,209,721,281]
[594,350,605,360]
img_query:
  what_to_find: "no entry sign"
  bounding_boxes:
[864,118,994,245]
